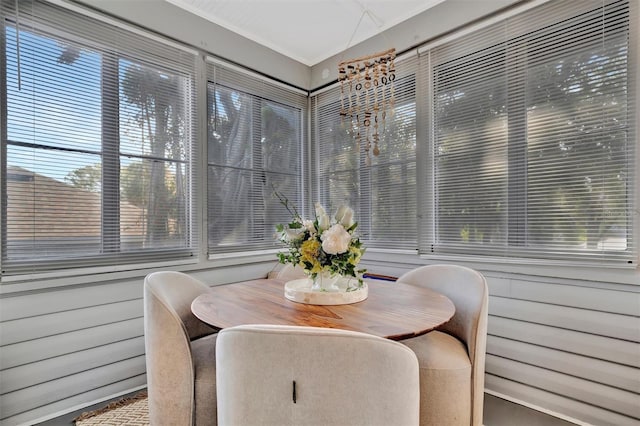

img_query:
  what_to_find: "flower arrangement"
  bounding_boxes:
[275,193,366,289]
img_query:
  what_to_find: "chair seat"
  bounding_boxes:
[403,331,472,426]
[192,333,217,425]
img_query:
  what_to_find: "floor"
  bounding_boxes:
[37,392,577,425]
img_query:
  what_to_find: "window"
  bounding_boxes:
[310,0,636,265]
[427,0,636,264]
[310,56,419,250]
[207,61,306,254]
[1,1,198,275]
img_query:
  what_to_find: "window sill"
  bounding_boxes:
[362,249,640,286]
[0,250,284,294]
[0,258,199,294]
[208,249,281,266]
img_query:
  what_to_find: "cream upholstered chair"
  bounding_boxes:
[216,324,420,426]
[144,271,218,425]
[397,264,488,426]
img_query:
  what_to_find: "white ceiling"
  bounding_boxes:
[165,0,446,66]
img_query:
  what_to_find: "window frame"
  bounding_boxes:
[310,57,420,251]
[0,2,199,276]
[206,59,307,256]
[423,0,637,267]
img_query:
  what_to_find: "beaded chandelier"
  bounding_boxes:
[338,48,396,165]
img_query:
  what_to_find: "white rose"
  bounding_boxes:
[321,224,351,255]
[335,206,354,228]
[315,202,330,231]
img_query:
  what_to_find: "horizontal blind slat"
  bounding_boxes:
[427,0,635,264]
[311,55,419,251]
[206,61,306,255]
[2,0,198,275]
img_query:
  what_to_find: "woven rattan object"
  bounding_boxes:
[74,391,149,426]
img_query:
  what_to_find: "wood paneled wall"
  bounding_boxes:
[0,263,271,426]
[483,273,640,425]
[0,277,147,425]
[1,263,639,425]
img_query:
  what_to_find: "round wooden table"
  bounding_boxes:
[191,278,455,341]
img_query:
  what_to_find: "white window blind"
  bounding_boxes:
[206,59,307,254]
[1,0,198,275]
[425,0,636,265]
[310,55,419,250]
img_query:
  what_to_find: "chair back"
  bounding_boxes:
[397,264,488,426]
[144,271,217,425]
[216,324,420,426]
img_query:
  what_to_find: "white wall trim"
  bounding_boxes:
[361,250,640,287]
[0,258,198,286]
[484,389,591,426]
